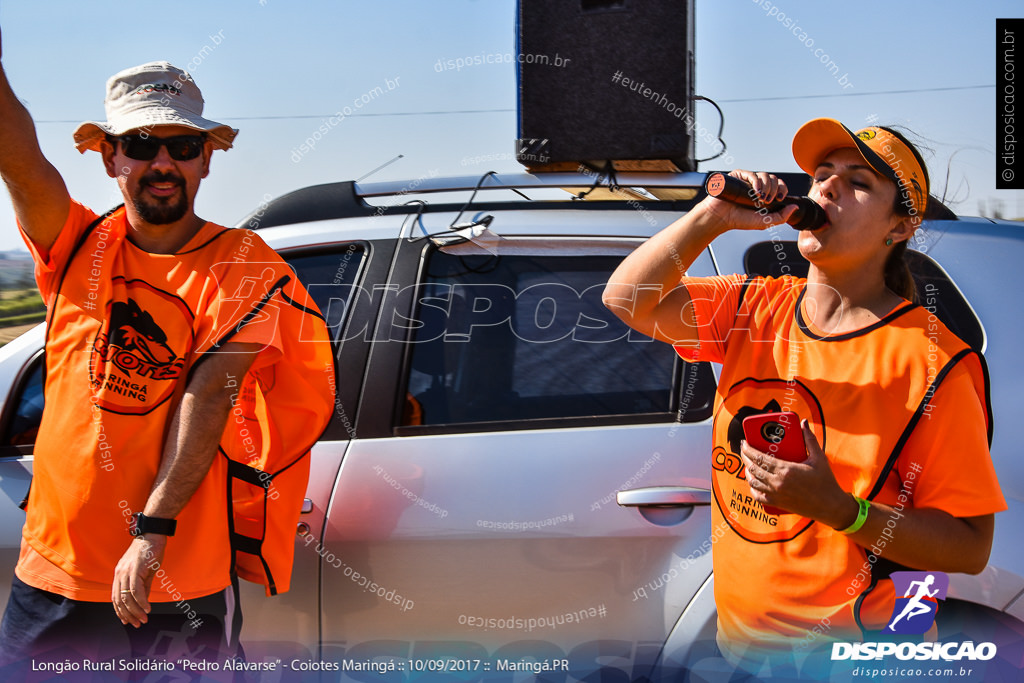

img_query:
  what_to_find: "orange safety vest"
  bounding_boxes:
[19,202,334,600]
[675,274,1004,660]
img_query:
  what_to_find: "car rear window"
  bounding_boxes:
[398,248,714,430]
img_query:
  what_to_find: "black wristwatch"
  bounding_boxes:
[129,512,177,537]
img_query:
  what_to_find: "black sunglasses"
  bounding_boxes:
[111,134,206,161]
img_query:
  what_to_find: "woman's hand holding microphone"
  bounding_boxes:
[696,170,825,232]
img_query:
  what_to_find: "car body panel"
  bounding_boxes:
[320,424,713,654]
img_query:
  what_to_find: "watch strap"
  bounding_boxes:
[130,512,177,537]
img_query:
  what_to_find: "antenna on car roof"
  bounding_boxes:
[356,154,404,182]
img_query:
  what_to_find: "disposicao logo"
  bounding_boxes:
[831,569,997,663]
[884,570,948,634]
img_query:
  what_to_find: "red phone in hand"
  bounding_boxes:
[741,411,806,515]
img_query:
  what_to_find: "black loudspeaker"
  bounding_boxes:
[516,0,695,171]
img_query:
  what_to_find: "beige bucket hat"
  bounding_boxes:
[73,61,238,153]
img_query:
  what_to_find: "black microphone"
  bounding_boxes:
[704,172,827,231]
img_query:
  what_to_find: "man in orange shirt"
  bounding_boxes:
[0,28,334,670]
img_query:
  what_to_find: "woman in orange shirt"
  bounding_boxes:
[604,119,1005,678]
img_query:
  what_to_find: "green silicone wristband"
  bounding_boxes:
[839,495,870,535]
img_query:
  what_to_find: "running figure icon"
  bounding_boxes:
[888,574,940,631]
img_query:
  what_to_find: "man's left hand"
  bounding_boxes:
[112,534,168,627]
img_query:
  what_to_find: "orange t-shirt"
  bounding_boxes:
[675,274,1006,662]
[17,201,333,602]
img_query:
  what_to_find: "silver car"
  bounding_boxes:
[0,172,1020,680]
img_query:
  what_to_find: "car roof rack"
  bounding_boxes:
[239,171,818,231]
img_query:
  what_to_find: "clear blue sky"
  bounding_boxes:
[0,0,1018,250]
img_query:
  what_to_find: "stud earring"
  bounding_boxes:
[885,237,894,247]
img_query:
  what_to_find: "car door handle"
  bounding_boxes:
[296,499,315,535]
[616,486,712,508]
